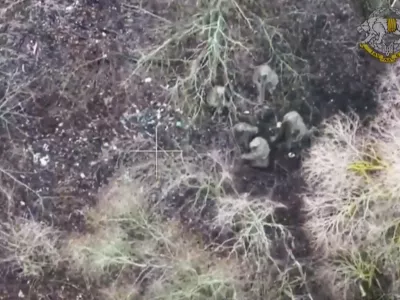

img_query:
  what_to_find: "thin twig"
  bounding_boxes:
[122,3,172,24]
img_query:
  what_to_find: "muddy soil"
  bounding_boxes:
[0,0,386,298]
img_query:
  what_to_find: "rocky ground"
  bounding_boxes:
[0,0,389,298]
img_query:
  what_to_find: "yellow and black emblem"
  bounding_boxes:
[358,11,400,63]
[387,18,397,33]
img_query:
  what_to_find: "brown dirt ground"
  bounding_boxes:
[0,0,387,298]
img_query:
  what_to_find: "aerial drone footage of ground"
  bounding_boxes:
[1,0,399,299]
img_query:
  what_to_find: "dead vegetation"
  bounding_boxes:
[302,64,400,299]
[0,145,310,299]
[125,0,309,121]
[0,0,390,299]
[0,217,62,277]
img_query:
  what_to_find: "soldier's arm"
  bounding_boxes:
[241,151,262,161]
[271,121,290,145]
[233,122,259,152]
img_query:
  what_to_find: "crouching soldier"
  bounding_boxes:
[240,137,270,168]
[271,111,317,151]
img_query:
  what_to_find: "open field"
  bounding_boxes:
[0,0,398,299]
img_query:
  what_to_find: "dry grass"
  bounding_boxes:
[63,169,244,299]
[0,217,62,277]
[126,0,307,120]
[100,284,141,300]
[301,111,390,256]
[0,148,310,299]
[57,146,308,299]
[145,234,241,300]
[1,0,375,299]
[302,111,365,198]
[210,193,314,299]
[302,65,400,299]
[211,194,288,260]
[127,148,237,213]
[64,171,170,281]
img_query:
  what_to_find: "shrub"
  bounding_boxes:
[0,218,62,277]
